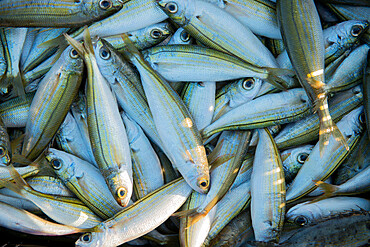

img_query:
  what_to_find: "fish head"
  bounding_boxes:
[61,45,84,76]
[281,145,313,183]
[168,27,193,45]
[144,22,174,42]
[93,38,117,78]
[286,202,317,226]
[324,20,369,50]
[227,78,263,108]
[81,0,124,18]
[76,231,108,247]
[104,167,133,207]
[0,144,11,166]
[45,148,75,181]
[157,0,192,26]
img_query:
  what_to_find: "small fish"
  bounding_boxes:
[75,178,192,247]
[251,128,285,242]
[0,0,125,27]
[121,33,210,194]
[278,0,348,155]
[22,45,84,160]
[286,107,364,203]
[65,29,133,207]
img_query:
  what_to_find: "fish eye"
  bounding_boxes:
[359,113,365,124]
[99,47,111,60]
[180,30,190,42]
[51,159,62,170]
[117,187,127,198]
[165,2,178,14]
[197,82,205,87]
[80,233,92,243]
[69,49,79,59]
[150,29,162,39]
[198,178,209,190]
[297,153,308,164]
[99,0,112,9]
[294,216,308,226]
[242,78,255,90]
[0,146,5,157]
[351,25,363,37]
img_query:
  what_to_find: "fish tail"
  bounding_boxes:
[318,98,348,157]
[120,33,146,63]
[82,27,94,56]
[0,164,29,196]
[172,208,198,218]
[38,34,67,50]
[64,33,85,58]
[265,67,295,90]
[310,180,338,202]
[2,71,26,99]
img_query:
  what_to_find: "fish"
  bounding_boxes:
[285,106,364,203]
[277,0,349,155]
[204,0,281,39]
[75,178,192,247]
[0,201,85,236]
[202,88,310,138]
[250,128,285,242]
[121,33,210,194]
[144,45,291,86]
[0,0,125,27]
[45,149,124,219]
[275,85,363,150]
[0,166,102,229]
[213,78,263,121]
[181,81,216,131]
[65,29,133,207]
[286,197,370,227]
[22,45,84,160]
[0,28,27,98]
[0,116,11,166]
[121,112,164,199]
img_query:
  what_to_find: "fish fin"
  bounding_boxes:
[49,48,65,65]
[264,67,294,90]
[207,138,224,164]
[310,180,338,203]
[172,208,198,218]
[120,33,146,63]
[2,72,26,100]
[212,103,228,121]
[38,35,66,49]
[12,154,32,166]
[209,154,233,172]
[184,211,209,228]
[10,134,25,156]
[82,27,95,56]
[64,33,85,58]
[317,98,348,157]
[0,164,30,196]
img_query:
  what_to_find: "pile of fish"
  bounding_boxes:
[0,0,369,246]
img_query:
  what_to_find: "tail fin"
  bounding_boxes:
[38,35,67,51]
[64,33,85,58]
[2,71,26,100]
[265,67,295,90]
[318,98,348,156]
[120,33,147,65]
[173,208,208,228]
[311,180,338,202]
[0,164,30,196]
[172,208,198,218]
[64,27,96,63]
